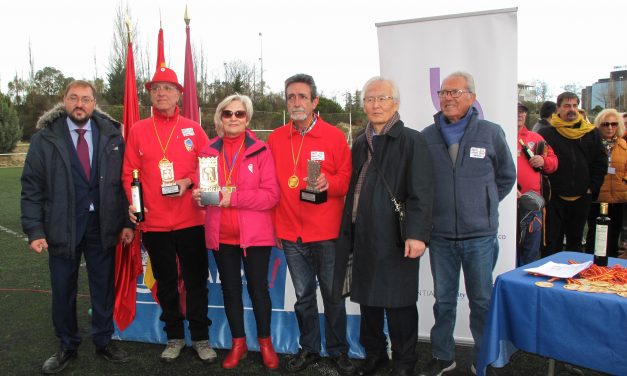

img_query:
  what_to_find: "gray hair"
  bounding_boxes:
[442,71,475,93]
[360,76,400,108]
[213,93,254,129]
[284,74,318,100]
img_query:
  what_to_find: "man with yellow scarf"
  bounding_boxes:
[538,92,607,256]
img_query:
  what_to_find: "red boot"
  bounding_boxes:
[258,336,279,369]
[222,337,247,369]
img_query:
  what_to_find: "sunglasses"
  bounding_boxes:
[221,110,247,119]
[600,122,619,128]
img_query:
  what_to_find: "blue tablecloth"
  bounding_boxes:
[477,252,627,376]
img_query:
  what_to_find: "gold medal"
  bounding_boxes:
[534,281,553,288]
[288,175,299,188]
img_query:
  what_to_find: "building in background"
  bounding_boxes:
[518,82,536,102]
[582,67,627,113]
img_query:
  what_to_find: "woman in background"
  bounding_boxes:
[585,108,627,257]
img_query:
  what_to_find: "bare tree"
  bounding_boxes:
[562,82,584,97]
[534,80,549,102]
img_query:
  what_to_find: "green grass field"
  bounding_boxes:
[0,167,606,375]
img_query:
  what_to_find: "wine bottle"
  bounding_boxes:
[594,202,610,267]
[519,139,541,171]
[131,169,145,223]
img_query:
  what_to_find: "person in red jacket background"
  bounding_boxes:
[517,102,558,265]
[192,93,280,370]
[124,66,215,363]
[267,74,354,375]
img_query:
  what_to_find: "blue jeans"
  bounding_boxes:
[518,210,542,267]
[282,239,348,355]
[428,235,498,361]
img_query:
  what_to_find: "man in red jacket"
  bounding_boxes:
[123,66,215,363]
[267,74,354,375]
[517,102,558,265]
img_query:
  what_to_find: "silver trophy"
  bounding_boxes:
[300,160,327,204]
[198,156,220,206]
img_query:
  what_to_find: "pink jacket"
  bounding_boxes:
[199,132,280,251]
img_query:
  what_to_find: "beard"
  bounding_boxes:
[68,109,91,126]
[290,108,308,121]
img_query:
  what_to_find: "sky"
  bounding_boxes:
[1,0,626,103]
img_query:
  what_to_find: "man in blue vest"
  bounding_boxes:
[21,80,134,374]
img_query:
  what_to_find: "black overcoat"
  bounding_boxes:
[331,120,434,307]
[21,105,131,259]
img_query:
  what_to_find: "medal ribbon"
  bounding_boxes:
[152,115,180,159]
[289,115,317,178]
[222,137,246,186]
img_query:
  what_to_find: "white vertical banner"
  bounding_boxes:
[377,8,518,343]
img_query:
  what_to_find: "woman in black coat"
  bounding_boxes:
[332,77,434,376]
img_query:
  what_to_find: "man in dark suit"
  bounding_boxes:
[21,80,133,374]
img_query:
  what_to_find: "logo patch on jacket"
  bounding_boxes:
[184,138,194,151]
[248,163,253,173]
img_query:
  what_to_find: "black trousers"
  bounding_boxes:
[142,226,210,341]
[49,212,114,350]
[359,304,418,372]
[585,202,623,258]
[213,244,272,338]
[543,194,592,256]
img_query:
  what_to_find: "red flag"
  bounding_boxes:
[182,23,199,122]
[113,38,143,331]
[156,27,165,69]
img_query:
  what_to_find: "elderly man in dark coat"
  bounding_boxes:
[332,77,434,376]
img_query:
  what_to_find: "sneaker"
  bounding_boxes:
[192,340,217,363]
[419,358,456,376]
[160,339,185,363]
[286,349,320,373]
[330,352,356,375]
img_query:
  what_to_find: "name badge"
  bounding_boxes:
[182,128,195,136]
[469,147,486,159]
[311,151,325,161]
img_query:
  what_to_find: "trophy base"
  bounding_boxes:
[201,191,220,206]
[161,184,180,196]
[300,189,327,204]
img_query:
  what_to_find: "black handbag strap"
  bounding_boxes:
[366,142,403,214]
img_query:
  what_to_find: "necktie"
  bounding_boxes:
[75,129,91,178]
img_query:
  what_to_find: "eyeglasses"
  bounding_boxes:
[437,89,471,98]
[363,96,395,104]
[221,110,247,119]
[66,96,94,105]
[600,122,619,128]
[150,84,177,93]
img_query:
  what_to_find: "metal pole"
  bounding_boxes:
[259,32,263,96]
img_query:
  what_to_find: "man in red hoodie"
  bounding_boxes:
[123,66,215,363]
[517,102,558,265]
[267,74,353,375]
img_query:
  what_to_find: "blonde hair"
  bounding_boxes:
[594,108,625,137]
[213,93,253,131]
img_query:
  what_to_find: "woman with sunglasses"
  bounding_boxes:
[585,108,627,257]
[192,93,280,370]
